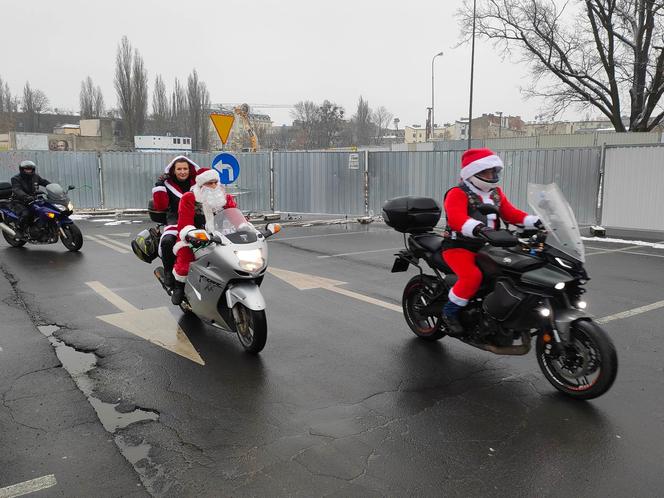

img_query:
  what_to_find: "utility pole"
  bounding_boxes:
[467,0,477,149]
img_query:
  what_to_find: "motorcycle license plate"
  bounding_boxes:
[391,257,410,273]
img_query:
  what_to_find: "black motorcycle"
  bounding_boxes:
[383,183,617,400]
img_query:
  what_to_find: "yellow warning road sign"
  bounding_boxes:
[210,113,235,144]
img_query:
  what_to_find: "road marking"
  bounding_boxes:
[0,475,57,498]
[85,235,129,254]
[598,299,664,324]
[318,247,401,259]
[275,231,381,242]
[85,281,204,365]
[94,234,131,251]
[585,244,644,256]
[268,267,401,312]
[620,250,664,259]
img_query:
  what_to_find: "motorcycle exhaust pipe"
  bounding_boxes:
[0,222,17,238]
[464,332,532,356]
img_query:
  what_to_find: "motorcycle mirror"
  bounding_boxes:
[266,223,281,236]
[211,234,223,245]
[68,185,76,191]
[477,204,500,216]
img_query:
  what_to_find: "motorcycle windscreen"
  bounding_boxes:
[213,208,257,244]
[527,183,585,263]
[44,183,67,202]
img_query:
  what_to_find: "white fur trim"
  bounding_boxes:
[460,154,504,180]
[195,169,220,187]
[173,240,189,255]
[164,180,184,198]
[172,269,188,282]
[164,155,201,174]
[179,225,197,240]
[524,215,539,228]
[152,186,166,194]
[448,289,468,307]
[461,218,483,237]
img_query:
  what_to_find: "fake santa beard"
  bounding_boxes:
[198,186,227,212]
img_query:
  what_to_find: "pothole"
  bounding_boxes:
[37,324,163,494]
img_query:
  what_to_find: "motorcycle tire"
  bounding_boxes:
[232,304,267,354]
[60,223,83,252]
[402,275,446,341]
[2,229,27,248]
[536,319,618,400]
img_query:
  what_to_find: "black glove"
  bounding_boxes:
[472,223,489,237]
[534,219,544,229]
[24,195,35,204]
[477,227,518,247]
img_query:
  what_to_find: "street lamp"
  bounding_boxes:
[495,110,503,138]
[467,0,477,149]
[431,51,444,140]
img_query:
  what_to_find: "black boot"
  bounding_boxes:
[171,281,185,305]
[163,270,175,289]
[441,301,465,337]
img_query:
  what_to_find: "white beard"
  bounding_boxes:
[194,185,227,232]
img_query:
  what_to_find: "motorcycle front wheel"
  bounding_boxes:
[2,228,26,247]
[537,320,618,400]
[60,223,83,252]
[402,275,446,341]
[232,304,267,354]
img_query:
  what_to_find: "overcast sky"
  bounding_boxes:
[1,0,589,127]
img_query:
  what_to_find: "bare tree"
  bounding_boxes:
[22,82,49,132]
[114,36,134,140]
[353,96,373,145]
[372,106,394,144]
[80,76,105,119]
[186,70,211,150]
[171,78,188,136]
[393,117,400,132]
[0,75,4,113]
[291,100,319,148]
[132,50,148,136]
[151,74,170,135]
[458,0,664,131]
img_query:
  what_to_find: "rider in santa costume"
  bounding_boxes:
[171,168,237,305]
[441,148,541,335]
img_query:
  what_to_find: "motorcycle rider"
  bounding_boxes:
[441,148,541,335]
[171,168,237,305]
[11,160,51,237]
[152,155,201,288]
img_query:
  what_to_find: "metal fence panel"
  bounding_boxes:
[274,152,365,215]
[368,148,600,226]
[602,145,664,231]
[0,150,101,208]
[99,152,271,211]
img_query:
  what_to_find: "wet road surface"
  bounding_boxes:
[1,217,663,497]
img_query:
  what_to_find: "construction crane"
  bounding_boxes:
[233,103,259,152]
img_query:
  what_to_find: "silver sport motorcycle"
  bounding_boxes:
[138,207,280,354]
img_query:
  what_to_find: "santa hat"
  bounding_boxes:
[460,148,504,180]
[194,168,219,187]
[164,155,202,174]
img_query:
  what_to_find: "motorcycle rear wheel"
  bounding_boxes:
[2,228,26,247]
[402,275,446,341]
[60,223,83,252]
[537,320,618,400]
[233,304,267,354]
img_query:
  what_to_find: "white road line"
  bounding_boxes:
[94,234,131,251]
[585,244,644,256]
[275,231,382,242]
[85,235,129,254]
[598,299,664,324]
[86,281,137,313]
[318,247,401,259]
[0,475,57,498]
[620,250,664,259]
[328,286,402,312]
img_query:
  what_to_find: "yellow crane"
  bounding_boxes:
[233,103,258,152]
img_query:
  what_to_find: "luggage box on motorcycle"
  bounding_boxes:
[382,196,441,233]
[147,200,167,224]
[0,182,12,200]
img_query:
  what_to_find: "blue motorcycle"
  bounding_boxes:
[0,182,83,251]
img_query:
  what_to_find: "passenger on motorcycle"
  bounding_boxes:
[152,155,201,287]
[171,168,237,305]
[11,160,51,238]
[442,148,541,335]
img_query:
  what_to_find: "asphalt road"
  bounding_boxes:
[1,216,663,497]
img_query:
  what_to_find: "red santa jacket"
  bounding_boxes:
[444,183,537,249]
[175,190,237,250]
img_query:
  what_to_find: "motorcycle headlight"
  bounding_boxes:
[235,249,264,272]
[67,201,74,211]
[54,204,67,211]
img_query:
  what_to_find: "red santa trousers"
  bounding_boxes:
[442,248,483,306]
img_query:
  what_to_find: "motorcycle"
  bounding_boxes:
[0,182,83,251]
[133,205,280,354]
[383,183,618,400]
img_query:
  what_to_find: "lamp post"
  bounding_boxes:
[467,0,477,149]
[431,51,444,140]
[495,110,503,138]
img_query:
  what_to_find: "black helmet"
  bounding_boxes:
[131,228,159,263]
[19,160,36,175]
